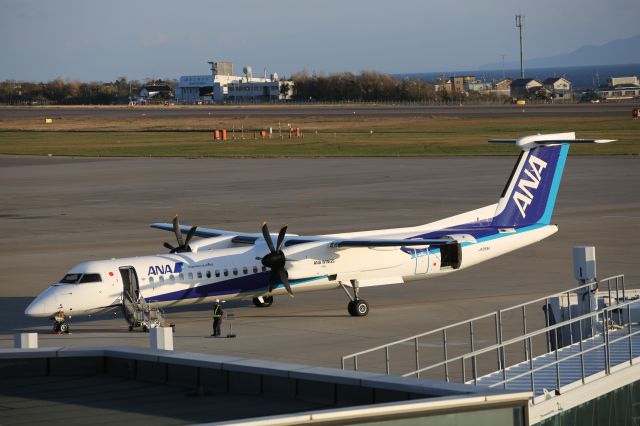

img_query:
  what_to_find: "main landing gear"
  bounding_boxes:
[252,295,274,308]
[340,280,369,317]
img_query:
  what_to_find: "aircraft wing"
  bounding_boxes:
[328,238,455,248]
[151,222,455,249]
[150,223,258,239]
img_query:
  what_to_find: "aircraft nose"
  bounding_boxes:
[24,296,51,318]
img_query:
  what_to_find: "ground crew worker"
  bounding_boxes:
[211,299,223,337]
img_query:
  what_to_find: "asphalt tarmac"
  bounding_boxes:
[0,102,636,120]
[1,154,638,373]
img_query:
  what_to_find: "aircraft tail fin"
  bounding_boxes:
[489,132,614,227]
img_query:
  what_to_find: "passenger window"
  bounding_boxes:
[233,268,238,276]
[159,276,165,282]
[179,273,184,281]
[206,271,211,278]
[169,274,175,281]
[215,270,220,278]
[197,272,202,279]
[188,272,193,280]
[149,277,154,283]
[243,267,248,275]
[253,266,258,274]
[223,269,229,277]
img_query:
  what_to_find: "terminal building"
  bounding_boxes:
[175,61,292,104]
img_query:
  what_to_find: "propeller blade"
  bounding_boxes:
[276,224,288,252]
[183,225,198,248]
[262,222,276,253]
[173,215,184,247]
[163,242,176,251]
[278,268,293,297]
[267,269,278,293]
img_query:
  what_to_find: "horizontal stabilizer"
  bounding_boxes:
[489,132,615,150]
[490,138,616,145]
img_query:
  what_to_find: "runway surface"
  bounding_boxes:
[0,102,636,120]
[1,154,638,370]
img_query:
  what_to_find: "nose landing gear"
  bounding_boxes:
[341,280,369,317]
[50,310,70,334]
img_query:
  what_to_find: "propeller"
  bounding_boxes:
[260,222,293,297]
[163,215,198,253]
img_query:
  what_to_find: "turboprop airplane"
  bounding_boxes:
[25,132,613,328]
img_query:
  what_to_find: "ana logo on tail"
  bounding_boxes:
[512,154,548,218]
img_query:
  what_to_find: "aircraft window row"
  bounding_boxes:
[60,273,102,284]
[146,265,268,284]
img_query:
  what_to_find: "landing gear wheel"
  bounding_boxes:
[348,299,369,317]
[253,295,274,308]
[128,325,134,332]
[347,301,356,316]
[59,322,70,333]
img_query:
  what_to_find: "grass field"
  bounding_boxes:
[0,113,637,157]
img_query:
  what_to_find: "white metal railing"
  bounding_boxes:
[341,275,628,383]
[452,299,638,389]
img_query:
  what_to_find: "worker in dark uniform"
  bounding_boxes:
[211,299,223,337]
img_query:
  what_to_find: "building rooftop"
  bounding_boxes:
[0,345,527,425]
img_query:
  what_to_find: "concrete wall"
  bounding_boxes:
[0,346,495,408]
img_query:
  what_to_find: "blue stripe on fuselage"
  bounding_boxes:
[146,272,328,303]
[402,221,549,256]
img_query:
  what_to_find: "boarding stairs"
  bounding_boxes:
[122,291,166,332]
[342,275,640,400]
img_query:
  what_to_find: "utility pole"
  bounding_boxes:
[500,54,506,79]
[515,15,525,79]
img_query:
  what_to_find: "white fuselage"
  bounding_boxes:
[25,203,557,318]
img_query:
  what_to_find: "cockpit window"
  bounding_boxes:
[79,273,102,283]
[60,273,102,284]
[60,273,81,283]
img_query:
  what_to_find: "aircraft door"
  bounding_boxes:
[119,266,140,302]
[414,249,430,275]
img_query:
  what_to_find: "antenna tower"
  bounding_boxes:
[515,15,525,79]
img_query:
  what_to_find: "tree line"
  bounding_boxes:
[290,70,439,102]
[0,78,175,105]
[0,71,505,104]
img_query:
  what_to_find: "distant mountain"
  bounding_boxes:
[481,34,640,69]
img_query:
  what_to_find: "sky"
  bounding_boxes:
[1,0,638,82]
